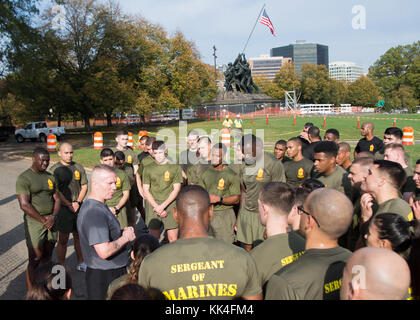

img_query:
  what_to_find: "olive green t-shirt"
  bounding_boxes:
[16,169,57,215]
[138,154,155,178]
[112,147,138,180]
[376,197,414,221]
[138,236,262,300]
[105,168,131,207]
[229,162,245,176]
[241,152,286,212]
[142,161,183,202]
[265,246,351,300]
[187,162,211,185]
[312,165,351,197]
[199,166,240,211]
[284,157,314,187]
[250,231,306,287]
[49,162,88,202]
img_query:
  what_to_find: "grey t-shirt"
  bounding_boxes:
[77,199,129,270]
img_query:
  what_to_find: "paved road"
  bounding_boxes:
[0,154,147,300]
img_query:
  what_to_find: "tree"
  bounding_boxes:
[299,63,332,104]
[346,75,379,107]
[273,62,301,100]
[368,41,419,110]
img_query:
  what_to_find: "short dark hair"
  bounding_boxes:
[294,187,311,206]
[139,135,148,142]
[145,136,156,146]
[372,213,413,253]
[152,140,166,151]
[304,122,314,128]
[314,141,338,158]
[374,160,407,189]
[260,182,295,214]
[299,179,325,192]
[33,147,49,158]
[384,127,403,140]
[325,128,339,140]
[417,159,420,165]
[288,137,303,147]
[176,185,210,215]
[275,140,287,147]
[240,134,262,153]
[115,151,125,161]
[116,129,129,137]
[308,126,320,138]
[100,148,114,159]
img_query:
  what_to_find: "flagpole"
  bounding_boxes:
[242,3,266,54]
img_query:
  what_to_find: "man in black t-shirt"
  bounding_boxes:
[77,165,135,300]
[354,122,384,158]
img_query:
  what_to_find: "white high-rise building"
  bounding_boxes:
[329,61,364,83]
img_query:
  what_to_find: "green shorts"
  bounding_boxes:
[146,200,178,231]
[236,207,265,246]
[55,207,78,234]
[24,214,58,249]
[116,205,129,229]
[209,208,236,244]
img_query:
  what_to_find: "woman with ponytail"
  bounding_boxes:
[106,234,159,299]
[25,261,72,300]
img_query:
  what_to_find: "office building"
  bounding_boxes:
[248,55,292,81]
[329,61,364,83]
[271,41,329,74]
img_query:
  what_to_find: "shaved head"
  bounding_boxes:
[305,188,353,240]
[362,122,374,131]
[58,142,72,152]
[91,164,116,185]
[341,247,411,300]
[175,186,212,233]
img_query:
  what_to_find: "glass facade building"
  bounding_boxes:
[270,42,329,74]
[329,61,364,83]
[248,55,292,81]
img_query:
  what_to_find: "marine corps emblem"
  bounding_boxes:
[217,178,225,190]
[256,168,264,181]
[127,155,132,164]
[74,170,80,181]
[164,171,170,182]
[369,144,374,152]
[297,168,304,179]
[116,177,121,188]
[47,179,54,190]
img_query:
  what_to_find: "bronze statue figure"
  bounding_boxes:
[224,54,260,94]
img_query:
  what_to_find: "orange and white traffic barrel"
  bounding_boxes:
[93,132,103,150]
[47,131,57,152]
[128,132,134,148]
[402,127,414,146]
[221,128,231,147]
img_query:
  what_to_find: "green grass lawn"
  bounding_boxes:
[38,114,420,169]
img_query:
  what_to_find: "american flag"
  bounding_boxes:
[259,9,276,36]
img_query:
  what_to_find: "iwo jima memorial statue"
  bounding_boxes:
[200,53,279,116]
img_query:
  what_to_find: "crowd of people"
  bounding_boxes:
[16,120,420,300]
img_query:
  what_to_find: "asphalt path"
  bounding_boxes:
[0,152,147,300]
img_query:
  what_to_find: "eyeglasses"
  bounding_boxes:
[297,205,321,228]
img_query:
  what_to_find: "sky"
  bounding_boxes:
[114,0,420,74]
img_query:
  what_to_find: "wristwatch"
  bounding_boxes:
[114,207,120,215]
[219,197,223,204]
[76,201,82,206]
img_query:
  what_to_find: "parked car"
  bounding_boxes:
[14,121,65,143]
